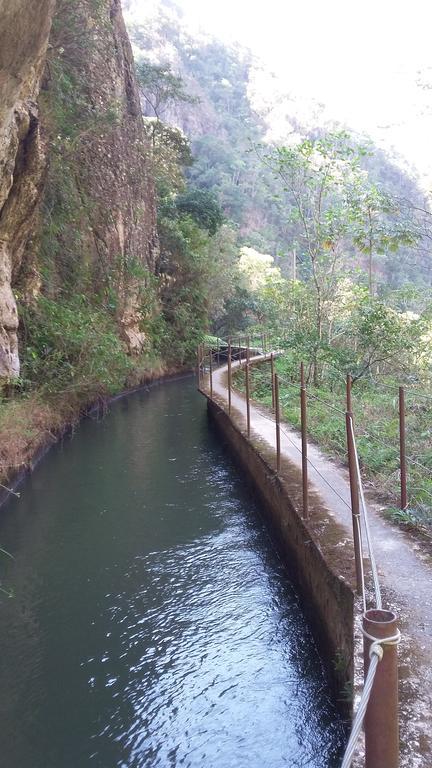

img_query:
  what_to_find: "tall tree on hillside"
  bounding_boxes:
[349,181,417,295]
[262,132,420,380]
[262,132,362,382]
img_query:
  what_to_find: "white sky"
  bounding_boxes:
[170,0,432,185]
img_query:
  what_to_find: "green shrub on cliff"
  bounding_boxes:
[19,296,132,396]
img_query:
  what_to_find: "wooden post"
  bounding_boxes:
[275,373,281,472]
[300,362,309,519]
[228,341,232,415]
[346,374,364,599]
[399,387,407,511]
[245,364,251,438]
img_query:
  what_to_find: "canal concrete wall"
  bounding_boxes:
[206,395,355,710]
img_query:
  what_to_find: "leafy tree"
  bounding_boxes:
[175,189,224,235]
[347,296,422,383]
[348,181,418,295]
[136,60,196,120]
[262,132,364,381]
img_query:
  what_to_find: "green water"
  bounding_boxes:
[0,377,345,767]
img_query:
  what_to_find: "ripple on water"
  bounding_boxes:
[0,378,345,768]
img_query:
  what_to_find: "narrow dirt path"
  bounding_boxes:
[210,354,432,767]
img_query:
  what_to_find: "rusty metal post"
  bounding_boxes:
[209,348,213,399]
[228,341,232,416]
[197,345,200,387]
[300,362,309,519]
[363,609,399,768]
[238,336,242,364]
[196,345,200,388]
[399,387,407,511]
[199,343,203,387]
[346,372,352,413]
[346,374,364,599]
[247,335,250,366]
[271,352,275,411]
[275,373,281,472]
[245,364,251,438]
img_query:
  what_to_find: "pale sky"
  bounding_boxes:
[129,0,432,184]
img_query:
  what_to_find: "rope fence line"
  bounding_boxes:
[197,335,407,768]
[200,340,431,517]
[246,396,354,513]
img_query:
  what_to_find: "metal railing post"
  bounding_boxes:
[345,374,364,599]
[399,386,407,511]
[300,362,309,519]
[197,345,201,388]
[245,363,251,438]
[209,348,213,399]
[246,335,250,366]
[228,340,232,415]
[363,609,399,768]
[271,352,275,411]
[275,373,281,472]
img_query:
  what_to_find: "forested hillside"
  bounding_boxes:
[125,0,432,291]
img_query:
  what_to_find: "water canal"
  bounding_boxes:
[0,376,346,767]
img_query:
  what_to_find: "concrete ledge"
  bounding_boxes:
[206,395,354,713]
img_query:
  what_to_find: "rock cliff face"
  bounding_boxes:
[0,0,158,380]
[0,0,56,378]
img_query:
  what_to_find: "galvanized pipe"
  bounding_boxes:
[363,609,399,768]
[300,362,309,519]
[399,387,407,511]
[345,374,364,599]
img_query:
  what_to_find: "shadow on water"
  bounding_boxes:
[0,376,346,767]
